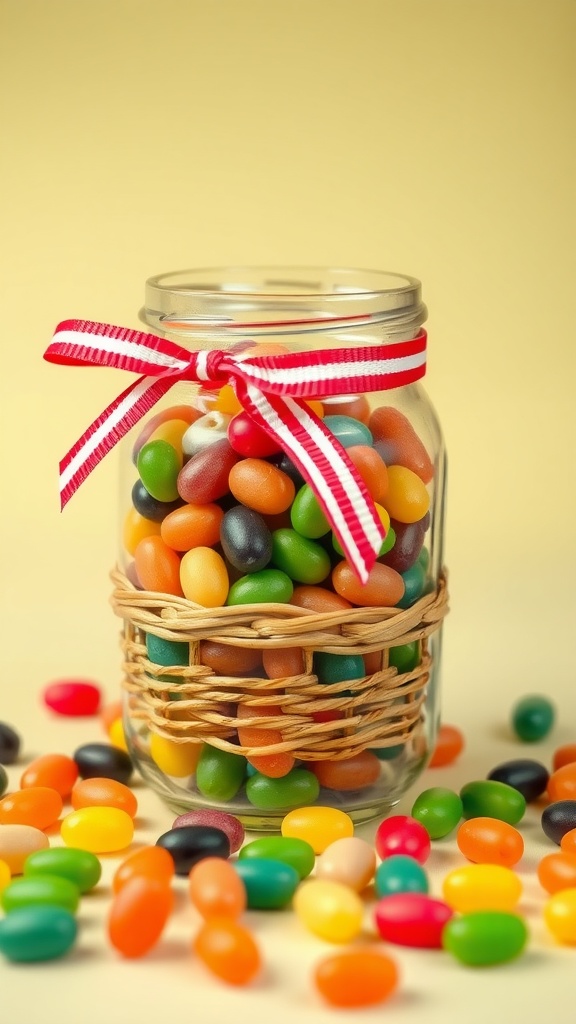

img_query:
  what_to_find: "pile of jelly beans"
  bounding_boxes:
[2,696,576,1010]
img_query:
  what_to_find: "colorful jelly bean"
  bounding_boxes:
[43,679,101,717]
[156,825,230,876]
[429,723,464,767]
[200,640,262,676]
[228,458,295,515]
[442,911,528,965]
[132,404,199,462]
[307,752,381,791]
[134,535,184,595]
[315,836,376,891]
[177,438,240,504]
[271,528,331,584]
[314,652,365,688]
[322,414,373,448]
[544,888,576,943]
[381,517,426,573]
[0,906,78,962]
[100,700,123,733]
[262,646,305,679]
[0,859,10,891]
[548,763,576,802]
[374,892,453,947]
[369,406,434,483]
[172,809,244,854]
[61,806,134,854]
[227,569,294,605]
[290,484,330,538]
[70,777,138,818]
[561,829,576,855]
[131,479,182,523]
[411,787,463,839]
[456,817,524,867]
[189,856,246,918]
[397,561,427,608]
[227,410,281,457]
[237,703,295,779]
[160,502,224,551]
[123,507,161,555]
[196,745,247,802]
[375,815,431,864]
[542,801,576,845]
[511,694,555,742]
[108,718,128,752]
[20,753,79,798]
[149,734,203,777]
[374,855,429,898]
[239,836,315,880]
[137,439,181,502]
[554,744,576,771]
[281,806,354,854]
[220,505,273,573]
[346,444,388,502]
[108,876,173,958]
[487,758,550,802]
[332,560,404,606]
[321,394,370,423]
[294,878,364,942]
[2,875,80,915]
[313,948,399,1008]
[24,847,102,893]
[0,825,49,874]
[246,768,320,809]
[0,722,21,764]
[182,411,231,456]
[383,465,430,523]
[73,742,133,784]
[460,780,526,825]
[194,918,262,985]
[234,857,299,909]
[332,504,394,558]
[0,764,7,797]
[112,845,175,894]
[0,787,63,830]
[442,864,522,912]
[537,852,576,894]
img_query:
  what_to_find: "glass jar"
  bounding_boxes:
[114,266,448,829]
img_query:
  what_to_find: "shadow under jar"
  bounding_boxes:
[114,266,448,829]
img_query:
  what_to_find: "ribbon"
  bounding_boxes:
[44,319,427,583]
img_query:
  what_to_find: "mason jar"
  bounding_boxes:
[112,266,448,828]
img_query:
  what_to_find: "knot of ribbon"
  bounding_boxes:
[44,318,427,583]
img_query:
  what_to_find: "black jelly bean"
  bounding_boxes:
[131,480,182,522]
[0,763,7,796]
[156,825,230,875]
[0,722,21,765]
[73,743,133,785]
[487,759,550,803]
[269,452,305,490]
[380,518,426,573]
[220,505,273,573]
[541,800,576,845]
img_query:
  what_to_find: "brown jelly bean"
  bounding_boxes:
[370,406,434,483]
[177,438,240,504]
[228,459,295,515]
[200,641,263,676]
[332,560,405,607]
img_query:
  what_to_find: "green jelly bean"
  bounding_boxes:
[0,764,7,797]
[271,529,331,585]
[24,848,101,894]
[333,525,395,558]
[137,440,181,502]
[196,744,247,802]
[227,568,294,606]
[411,787,463,839]
[389,642,420,674]
[397,561,427,609]
[290,485,330,539]
[314,652,365,687]
[323,415,373,448]
[370,744,405,761]
[239,836,315,879]
[246,768,320,810]
[511,695,555,742]
[0,906,78,962]
[146,634,189,666]
[442,910,528,966]
[234,857,299,909]
[1,875,80,915]
[374,854,429,898]
[418,546,430,572]
[460,780,526,825]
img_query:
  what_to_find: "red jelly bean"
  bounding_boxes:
[20,754,79,798]
[227,411,282,457]
[374,892,453,947]
[429,724,465,767]
[375,815,431,863]
[171,810,245,854]
[0,787,63,830]
[108,875,173,958]
[43,680,101,717]
[177,438,240,504]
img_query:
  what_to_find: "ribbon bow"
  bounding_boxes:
[44,319,427,583]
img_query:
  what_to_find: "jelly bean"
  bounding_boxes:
[411,787,463,839]
[487,758,549,802]
[220,505,273,573]
[149,734,203,777]
[537,852,576,894]
[123,506,162,555]
[389,642,420,674]
[200,641,262,676]
[381,518,426,573]
[456,817,524,867]
[396,561,427,608]
[561,829,576,855]
[109,876,173,958]
[101,699,123,733]
[196,745,247,802]
[161,502,224,552]
[172,810,245,854]
[294,878,364,942]
[228,459,296,515]
[108,718,128,752]
[548,763,576,801]
[370,743,405,761]
[210,383,243,415]
[131,479,182,523]
[374,854,429,898]
[290,585,352,613]
[0,787,63,830]
[542,800,576,845]
[442,911,528,965]
[132,404,199,462]
[2,874,80,915]
[20,754,79,798]
[0,722,21,764]
[180,546,229,606]
[322,394,371,424]
[554,744,576,771]
[374,893,453,947]
[313,948,399,1009]
[322,414,372,448]
[237,703,295,779]
[24,847,101,893]
[269,451,305,490]
[182,411,231,456]
[177,438,240,504]
[442,863,522,912]
[134,534,184,595]
[112,845,174,894]
[227,410,281,457]
[332,560,404,607]
[290,484,330,539]
[375,815,431,864]
[346,444,388,502]
[227,568,294,605]
[307,752,381,792]
[314,651,365,688]
[315,836,376,891]
[383,465,430,523]
[0,764,7,797]
[146,633,189,668]
[149,420,199,457]
[61,806,134,853]
[43,679,101,717]
[281,806,354,854]
[0,905,77,962]
[460,780,526,825]
[246,768,320,809]
[429,723,464,767]
[239,836,315,880]
[0,859,10,891]
[543,888,576,943]
[137,439,181,502]
[369,406,434,483]
[73,742,133,784]
[157,825,231,876]
[71,777,138,818]
[189,856,246,919]
[0,825,49,874]
[233,856,299,910]
[511,694,555,742]
[332,505,393,558]
[262,646,304,679]
[194,918,261,985]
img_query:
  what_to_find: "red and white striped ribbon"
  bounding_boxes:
[44,318,427,582]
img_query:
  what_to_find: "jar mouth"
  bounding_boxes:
[141,266,426,338]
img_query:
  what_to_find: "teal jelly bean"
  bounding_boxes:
[418,547,430,572]
[0,764,7,797]
[511,695,555,742]
[290,485,330,539]
[239,836,315,879]
[389,642,420,674]
[234,857,299,909]
[137,439,181,502]
[1,875,80,915]
[314,652,365,687]
[23,848,101,894]
[323,415,373,448]
[0,906,78,962]
[227,569,294,606]
[146,634,189,666]
[396,562,426,609]
[196,745,247,802]
[374,855,429,898]
[442,910,528,966]
[333,525,395,558]
[246,768,320,810]
[370,744,405,761]
[271,529,331,585]
[411,787,463,839]
[460,780,526,825]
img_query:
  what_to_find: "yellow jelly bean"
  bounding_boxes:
[214,385,242,415]
[180,547,229,606]
[293,879,364,943]
[108,717,129,752]
[442,863,522,913]
[0,858,11,891]
[147,418,189,462]
[149,734,203,778]
[61,806,134,854]
[544,888,576,944]
[123,507,161,556]
[384,465,430,524]
[281,806,354,854]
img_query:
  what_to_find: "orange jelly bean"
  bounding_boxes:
[553,744,576,771]
[307,751,381,791]
[200,641,262,676]
[456,817,524,867]
[20,754,79,798]
[537,852,576,894]
[384,465,430,524]
[194,918,261,986]
[108,876,173,958]
[112,845,175,894]
[0,787,63,830]
[369,405,434,483]
[71,778,138,818]
[122,508,161,556]
[429,724,465,767]
[561,829,576,855]
[332,560,404,607]
[134,535,184,595]
[189,857,246,919]
[548,764,576,801]
[314,948,399,1008]
[237,704,295,779]
[228,459,295,515]
[321,394,371,425]
[262,646,305,678]
[291,585,352,613]
[347,445,389,503]
[160,502,224,552]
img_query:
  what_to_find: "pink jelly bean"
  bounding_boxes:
[374,893,454,947]
[375,815,431,864]
[43,680,102,717]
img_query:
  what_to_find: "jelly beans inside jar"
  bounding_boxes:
[114,267,448,827]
